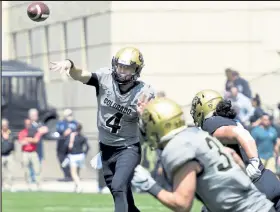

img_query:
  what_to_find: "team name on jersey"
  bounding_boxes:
[104,98,132,115]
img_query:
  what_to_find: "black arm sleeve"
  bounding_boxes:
[202,116,243,159]
[202,116,237,135]
[85,73,99,96]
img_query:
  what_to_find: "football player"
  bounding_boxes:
[50,47,155,212]
[131,98,275,212]
[191,89,280,211]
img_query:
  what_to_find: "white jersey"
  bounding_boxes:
[95,68,155,146]
[161,127,273,212]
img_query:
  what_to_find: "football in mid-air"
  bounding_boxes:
[27,2,50,22]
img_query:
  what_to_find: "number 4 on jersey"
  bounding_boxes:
[105,112,123,134]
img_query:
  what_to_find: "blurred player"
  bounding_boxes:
[131,98,274,212]
[49,47,155,212]
[191,89,280,211]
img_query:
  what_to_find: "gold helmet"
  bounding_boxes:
[141,98,186,149]
[112,47,144,84]
[190,89,223,127]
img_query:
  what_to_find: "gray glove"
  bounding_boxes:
[246,157,261,180]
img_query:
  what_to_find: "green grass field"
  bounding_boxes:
[2,192,202,212]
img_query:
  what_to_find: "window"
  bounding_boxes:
[31,55,46,70]
[86,14,111,46]
[66,19,84,50]
[31,27,46,55]
[67,49,83,68]
[11,77,19,95]
[48,24,65,52]
[15,31,30,57]
[22,77,38,101]
[49,52,64,62]
[87,46,111,72]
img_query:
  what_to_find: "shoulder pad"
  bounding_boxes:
[161,130,197,181]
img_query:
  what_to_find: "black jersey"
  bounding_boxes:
[202,116,249,164]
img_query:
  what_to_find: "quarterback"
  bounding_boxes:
[131,98,274,212]
[191,89,280,211]
[50,47,155,212]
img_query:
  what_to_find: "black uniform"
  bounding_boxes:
[202,116,280,211]
[85,69,154,212]
[100,142,141,212]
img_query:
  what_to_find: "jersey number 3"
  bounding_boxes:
[206,137,232,172]
[105,112,123,134]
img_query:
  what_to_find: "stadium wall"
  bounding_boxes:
[3,1,280,179]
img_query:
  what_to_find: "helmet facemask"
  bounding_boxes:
[190,96,204,127]
[112,60,140,85]
[111,50,144,85]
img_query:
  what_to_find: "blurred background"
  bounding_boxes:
[2,0,280,199]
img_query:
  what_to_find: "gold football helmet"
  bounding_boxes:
[141,98,186,149]
[112,47,144,84]
[190,89,223,127]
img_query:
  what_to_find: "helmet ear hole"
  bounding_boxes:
[111,54,142,84]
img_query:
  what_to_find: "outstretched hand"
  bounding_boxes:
[49,60,72,74]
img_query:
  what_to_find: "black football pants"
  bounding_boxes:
[100,142,141,212]
[253,169,280,212]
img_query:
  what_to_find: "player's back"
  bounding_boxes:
[161,127,273,212]
[202,115,249,163]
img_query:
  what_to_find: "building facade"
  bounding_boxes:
[3,1,280,152]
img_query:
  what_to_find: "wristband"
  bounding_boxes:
[148,183,163,197]
[66,59,74,69]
